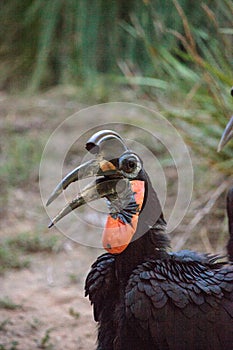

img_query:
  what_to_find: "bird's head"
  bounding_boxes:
[47,130,164,254]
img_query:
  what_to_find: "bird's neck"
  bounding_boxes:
[115,179,169,283]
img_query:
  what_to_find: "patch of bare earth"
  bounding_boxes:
[0,248,99,350]
[0,90,100,349]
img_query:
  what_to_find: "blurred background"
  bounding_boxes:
[0,1,232,349]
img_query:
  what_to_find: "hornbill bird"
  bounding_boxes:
[47,130,233,350]
[218,114,233,262]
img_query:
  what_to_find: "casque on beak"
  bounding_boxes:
[47,130,129,228]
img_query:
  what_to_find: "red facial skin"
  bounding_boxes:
[102,180,145,254]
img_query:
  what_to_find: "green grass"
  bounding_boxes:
[0,297,22,310]
[119,0,233,175]
[0,342,19,350]
[0,132,42,218]
[38,328,54,349]
[0,319,10,331]
[0,134,42,188]
[0,232,58,274]
[0,245,30,275]
[69,307,80,320]
[0,1,231,91]
[7,232,58,254]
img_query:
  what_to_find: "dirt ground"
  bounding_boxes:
[0,247,99,350]
[0,89,230,350]
[0,89,102,350]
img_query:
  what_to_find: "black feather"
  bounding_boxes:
[84,167,233,349]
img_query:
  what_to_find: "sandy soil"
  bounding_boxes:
[0,90,101,349]
[0,248,99,350]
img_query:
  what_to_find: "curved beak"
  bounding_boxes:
[46,158,121,227]
[47,129,128,228]
[46,158,118,206]
[48,178,124,228]
[218,116,233,152]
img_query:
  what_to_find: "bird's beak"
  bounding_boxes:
[47,129,128,228]
[46,158,119,206]
[48,176,127,228]
[218,116,233,152]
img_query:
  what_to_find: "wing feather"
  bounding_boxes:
[125,255,233,349]
[85,253,115,321]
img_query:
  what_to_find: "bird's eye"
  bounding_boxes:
[128,159,136,169]
[119,154,141,177]
[120,157,137,173]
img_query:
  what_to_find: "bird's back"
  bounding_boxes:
[86,250,233,350]
[125,251,233,350]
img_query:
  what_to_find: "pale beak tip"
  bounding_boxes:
[48,221,54,228]
[46,192,59,206]
[46,197,53,207]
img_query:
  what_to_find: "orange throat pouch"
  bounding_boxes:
[102,180,145,254]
